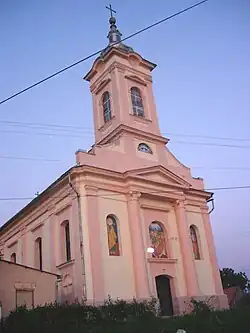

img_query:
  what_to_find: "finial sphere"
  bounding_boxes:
[109,16,116,25]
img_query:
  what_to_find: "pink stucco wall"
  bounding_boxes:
[0,43,228,315]
[0,260,58,317]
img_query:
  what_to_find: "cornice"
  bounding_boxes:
[97,124,168,145]
[124,74,147,86]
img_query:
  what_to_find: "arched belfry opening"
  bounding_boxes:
[155,275,173,316]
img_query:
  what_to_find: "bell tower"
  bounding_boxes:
[84,9,162,145]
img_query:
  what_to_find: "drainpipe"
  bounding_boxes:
[68,171,87,301]
[207,198,215,214]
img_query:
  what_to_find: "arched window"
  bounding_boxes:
[149,222,168,258]
[65,221,71,262]
[138,143,152,154]
[131,87,144,117]
[106,215,120,256]
[10,253,16,263]
[102,91,112,123]
[35,237,42,270]
[190,225,201,260]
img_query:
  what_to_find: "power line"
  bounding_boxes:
[1,121,250,145]
[1,128,250,149]
[193,167,250,171]
[0,120,88,131]
[165,132,250,143]
[0,156,60,162]
[0,152,250,170]
[206,185,250,191]
[0,0,208,105]
[1,185,250,201]
[170,140,250,149]
[0,129,93,139]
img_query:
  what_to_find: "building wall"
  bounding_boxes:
[141,201,187,299]
[186,207,215,295]
[0,260,58,318]
[98,192,136,300]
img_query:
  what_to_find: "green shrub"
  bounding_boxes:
[1,298,250,333]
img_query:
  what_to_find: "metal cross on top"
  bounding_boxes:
[105,4,116,18]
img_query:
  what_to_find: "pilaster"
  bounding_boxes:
[127,191,150,299]
[201,206,224,294]
[85,186,105,303]
[175,200,199,296]
[71,196,85,301]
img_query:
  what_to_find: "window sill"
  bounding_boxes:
[130,113,152,124]
[99,115,115,132]
[147,258,177,264]
[56,259,75,269]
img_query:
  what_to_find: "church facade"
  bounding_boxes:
[0,15,228,315]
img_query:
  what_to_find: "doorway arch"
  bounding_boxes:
[155,275,173,316]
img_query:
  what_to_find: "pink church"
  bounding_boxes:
[0,14,228,316]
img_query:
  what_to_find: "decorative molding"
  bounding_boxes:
[15,282,36,290]
[95,78,111,94]
[84,185,98,196]
[56,259,75,270]
[175,200,185,209]
[130,114,152,124]
[125,75,147,86]
[98,115,115,133]
[147,258,177,264]
[140,204,170,212]
[54,202,72,216]
[128,191,141,201]
[30,221,44,232]
[7,239,18,248]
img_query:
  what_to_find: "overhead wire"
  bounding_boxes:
[1,122,250,149]
[0,0,208,105]
[1,128,250,150]
[1,120,250,144]
[1,185,250,201]
[0,156,60,162]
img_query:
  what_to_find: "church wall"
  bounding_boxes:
[79,194,94,301]
[186,207,215,295]
[141,202,186,298]
[168,209,187,297]
[134,138,158,162]
[98,192,136,300]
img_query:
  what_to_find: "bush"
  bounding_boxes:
[1,298,250,333]
[0,298,157,333]
[236,292,250,308]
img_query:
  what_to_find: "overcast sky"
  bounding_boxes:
[1,0,250,274]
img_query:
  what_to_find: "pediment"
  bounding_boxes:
[124,75,147,86]
[126,166,191,188]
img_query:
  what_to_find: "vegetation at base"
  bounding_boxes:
[1,298,250,333]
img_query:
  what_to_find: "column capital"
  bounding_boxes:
[20,226,27,237]
[175,199,186,209]
[200,205,209,214]
[128,191,141,201]
[84,185,98,196]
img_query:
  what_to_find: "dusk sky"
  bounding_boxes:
[1,0,249,275]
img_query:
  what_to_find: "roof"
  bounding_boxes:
[0,259,60,277]
[0,166,75,234]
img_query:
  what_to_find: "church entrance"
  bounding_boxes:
[155,275,173,316]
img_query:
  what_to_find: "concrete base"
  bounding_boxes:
[173,294,229,315]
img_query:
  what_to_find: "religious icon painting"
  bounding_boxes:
[190,225,200,260]
[106,215,120,256]
[149,222,168,258]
